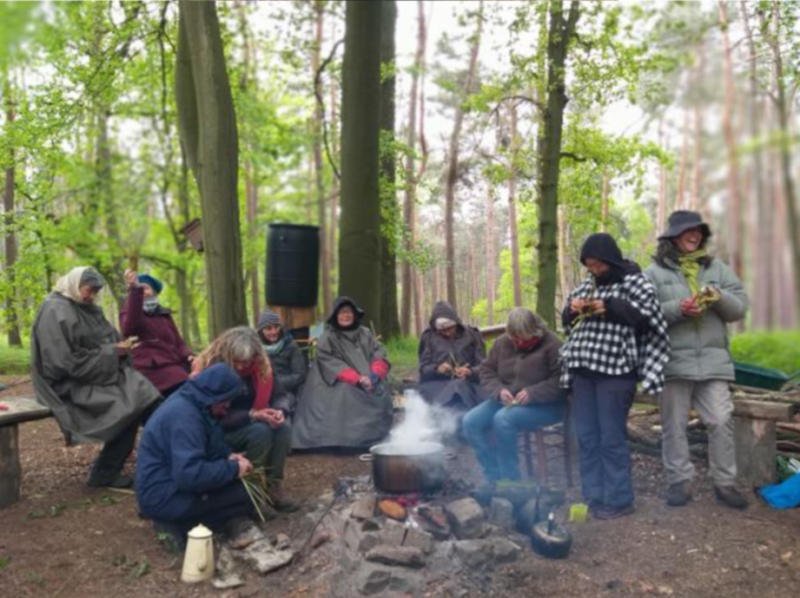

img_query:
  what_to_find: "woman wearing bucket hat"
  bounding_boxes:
[561,233,671,520]
[256,308,308,416]
[120,269,194,397]
[645,211,749,510]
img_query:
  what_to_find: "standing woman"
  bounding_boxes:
[561,233,670,519]
[292,297,392,450]
[193,327,297,514]
[256,308,308,416]
[645,211,749,509]
[31,266,161,488]
[120,269,193,398]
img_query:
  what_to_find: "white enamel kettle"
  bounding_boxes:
[181,524,214,583]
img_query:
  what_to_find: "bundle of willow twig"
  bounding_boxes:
[241,470,274,523]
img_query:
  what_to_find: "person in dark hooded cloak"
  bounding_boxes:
[416,301,486,411]
[292,297,392,449]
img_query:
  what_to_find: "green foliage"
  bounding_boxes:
[730,331,800,375]
[0,341,30,375]
[384,335,419,381]
[0,556,10,571]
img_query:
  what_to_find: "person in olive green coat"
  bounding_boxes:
[645,211,749,510]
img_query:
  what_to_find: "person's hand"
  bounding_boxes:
[454,366,471,379]
[190,358,203,378]
[498,388,515,406]
[589,300,606,315]
[263,409,285,429]
[124,269,139,287]
[235,456,253,479]
[437,362,453,375]
[228,452,247,463]
[514,389,530,406]
[680,297,703,317]
[114,342,130,356]
[359,376,373,392]
[187,355,196,363]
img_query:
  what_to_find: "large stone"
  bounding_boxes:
[488,498,514,529]
[356,563,392,595]
[380,518,407,546]
[351,495,377,520]
[452,539,493,570]
[365,545,426,569]
[445,498,484,540]
[274,533,291,551]
[213,546,244,589]
[344,519,381,553]
[237,538,294,574]
[491,537,522,564]
[403,527,433,554]
[413,508,450,540]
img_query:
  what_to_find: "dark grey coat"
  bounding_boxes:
[31,292,161,444]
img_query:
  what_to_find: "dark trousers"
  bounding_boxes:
[572,372,637,509]
[175,481,254,533]
[225,422,291,479]
[88,420,140,485]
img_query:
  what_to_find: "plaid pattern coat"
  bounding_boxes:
[560,272,671,394]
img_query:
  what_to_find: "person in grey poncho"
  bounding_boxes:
[31,266,161,488]
[292,297,392,449]
[417,301,486,411]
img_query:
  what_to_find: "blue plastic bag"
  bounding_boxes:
[759,472,800,509]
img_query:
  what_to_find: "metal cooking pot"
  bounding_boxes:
[359,441,453,494]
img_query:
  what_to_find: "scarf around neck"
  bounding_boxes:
[263,337,287,356]
[238,362,274,411]
[677,249,707,295]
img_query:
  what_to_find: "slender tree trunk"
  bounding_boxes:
[444,0,483,311]
[486,187,496,326]
[177,151,194,345]
[675,107,690,210]
[379,0,401,339]
[508,103,522,307]
[690,43,704,212]
[557,205,575,308]
[535,1,581,328]
[3,76,21,347]
[657,117,668,233]
[599,169,609,232]
[176,1,247,337]
[338,1,383,327]
[328,54,339,295]
[717,1,743,276]
[312,1,332,317]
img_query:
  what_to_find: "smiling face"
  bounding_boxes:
[584,257,611,278]
[439,325,457,340]
[262,324,281,344]
[337,305,355,328]
[79,285,101,304]
[675,226,704,254]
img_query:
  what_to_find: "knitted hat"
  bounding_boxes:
[79,267,104,289]
[138,274,164,295]
[256,308,282,331]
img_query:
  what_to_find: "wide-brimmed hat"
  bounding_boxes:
[658,210,712,241]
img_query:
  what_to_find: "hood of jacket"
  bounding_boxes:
[326,296,366,327]
[428,300,463,330]
[179,363,243,408]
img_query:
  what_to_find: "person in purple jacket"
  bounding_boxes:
[121,269,193,397]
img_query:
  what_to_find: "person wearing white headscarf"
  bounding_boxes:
[31,266,161,488]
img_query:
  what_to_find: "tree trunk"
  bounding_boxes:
[312,1,332,317]
[657,117,668,233]
[717,1,744,277]
[378,0,401,340]
[535,1,581,328]
[508,103,523,307]
[444,0,483,311]
[338,1,383,328]
[486,187,496,326]
[176,1,247,338]
[675,107,690,210]
[600,169,609,232]
[3,76,21,347]
[690,42,704,212]
[328,54,339,298]
[177,151,194,345]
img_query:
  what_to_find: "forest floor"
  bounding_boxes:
[1,377,800,598]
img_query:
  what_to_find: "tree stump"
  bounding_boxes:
[0,425,21,508]
[734,416,777,488]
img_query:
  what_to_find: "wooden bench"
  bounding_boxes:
[0,397,52,508]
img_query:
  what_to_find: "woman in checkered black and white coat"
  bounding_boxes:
[561,233,670,521]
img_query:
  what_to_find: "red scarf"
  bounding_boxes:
[239,362,274,411]
[512,335,543,351]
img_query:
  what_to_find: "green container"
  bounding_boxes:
[733,361,792,391]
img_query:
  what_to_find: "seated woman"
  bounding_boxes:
[417,301,486,411]
[193,327,297,514]
[120,269,193,398]
[462,307,567,485]
[31,266,161,488]
[256,308,308,416]
[136,363,255,548]
[292,297,392,450]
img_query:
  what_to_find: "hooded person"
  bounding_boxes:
[120,269,193,397]
[135,363,255,548]
[417,301,486,411]
[256,308,308,415]
[292,296,392,449]
[645,210,750,510]
[31,266,161,488]
[561,233,671,520]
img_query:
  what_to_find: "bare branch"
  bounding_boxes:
[314,38,344,181]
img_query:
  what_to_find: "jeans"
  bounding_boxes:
[225,421,292,479]
[572,372,636,509]
[462,399,567,482]
[660,379,736,486]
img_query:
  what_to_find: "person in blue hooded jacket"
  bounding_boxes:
[135,363,255,543]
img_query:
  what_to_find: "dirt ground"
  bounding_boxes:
[1,380,800,598]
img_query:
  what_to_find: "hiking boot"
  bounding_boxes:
[714,485,748,510]
[225,516,264,549]
[592,504,635,520]
[666,480,692,507]
[267,480,300,513]
[153,520,187,552]
[87,473,134,489]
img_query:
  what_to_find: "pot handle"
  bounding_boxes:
[358,453,374,462]
[444,451,457,460]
